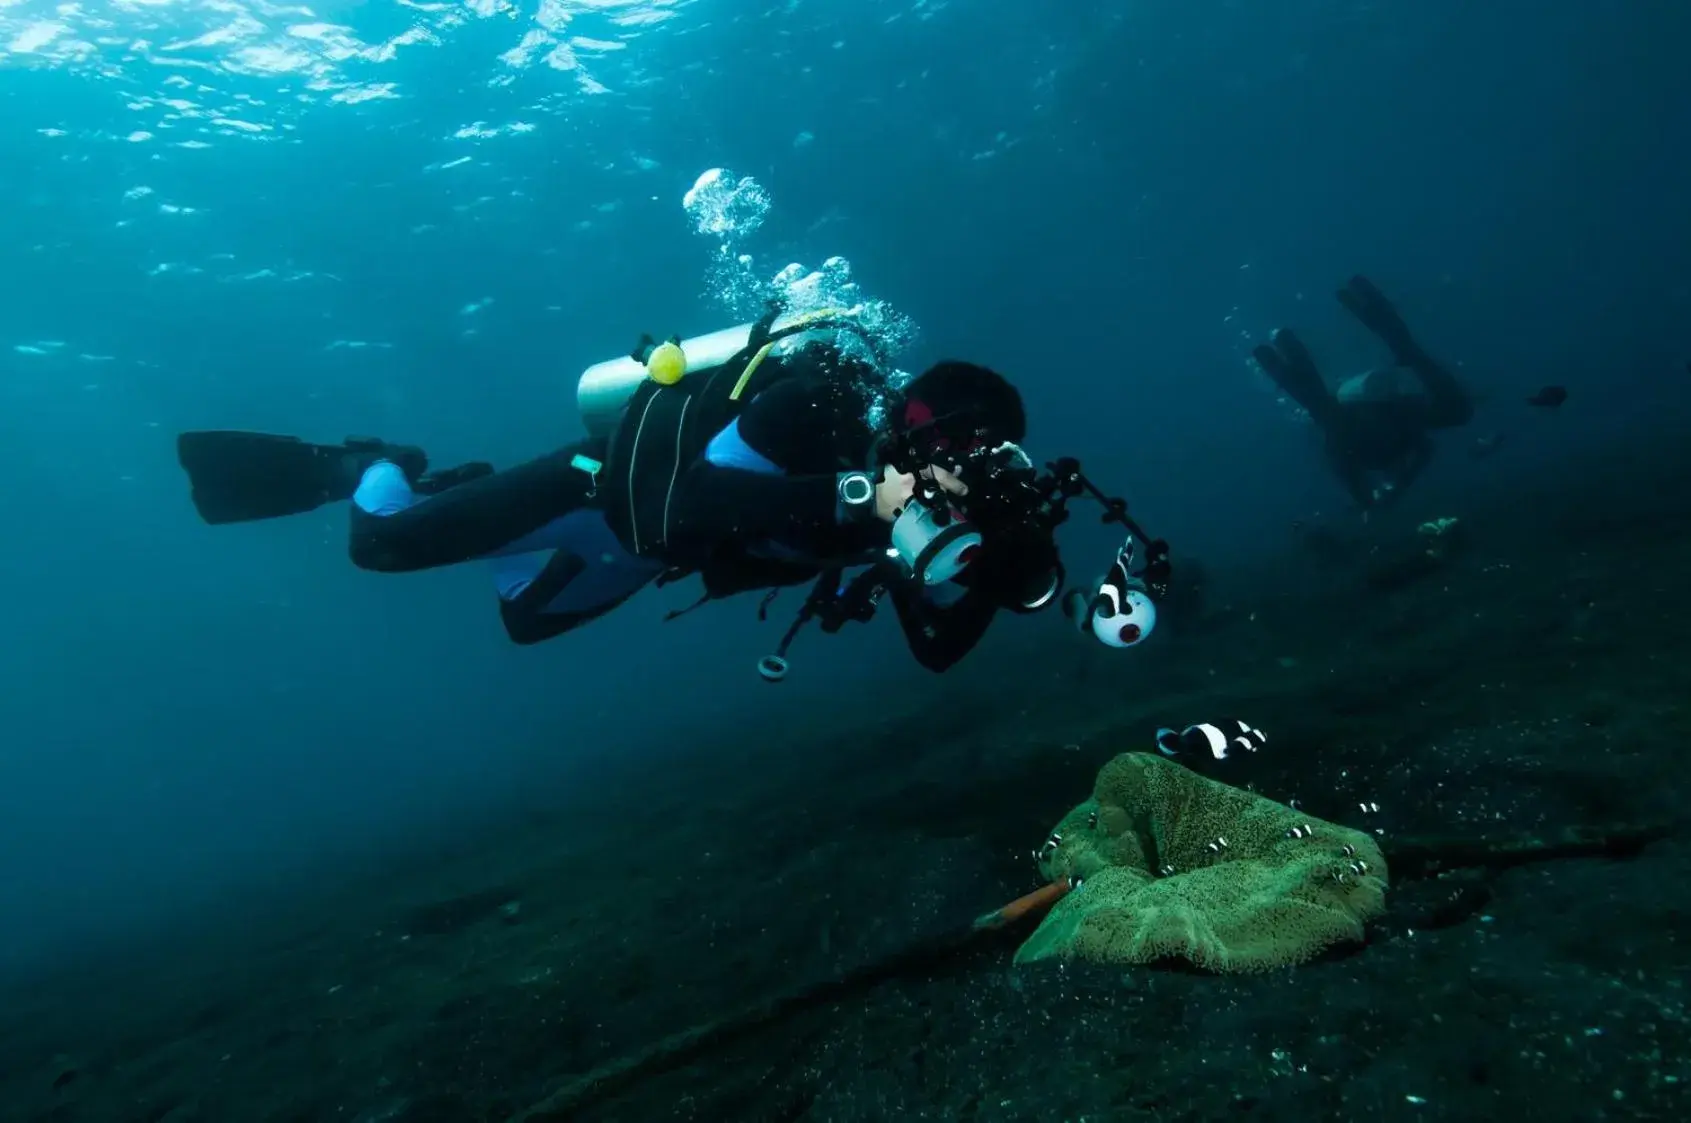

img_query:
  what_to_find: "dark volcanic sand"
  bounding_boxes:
[7,442,1690,1123]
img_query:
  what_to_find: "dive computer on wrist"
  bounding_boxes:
[837,471,875,521]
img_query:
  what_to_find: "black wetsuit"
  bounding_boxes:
[347,345,1044,671]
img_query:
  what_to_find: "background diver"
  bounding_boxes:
[177,304,1169,679]
[1253,275,1473,513]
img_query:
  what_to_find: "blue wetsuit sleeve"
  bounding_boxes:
[665,376,852,556]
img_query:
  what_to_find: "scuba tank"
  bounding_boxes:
[577,323,761,441]
[574,306,873,441]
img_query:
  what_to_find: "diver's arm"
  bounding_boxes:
[1376,436,1434,507]
[888,582,998,673]
[887,528,1064,673]
[667,461,838,549]
[1400,354,1472,429]
[665,377,866,556]
[1331,451,1376,512]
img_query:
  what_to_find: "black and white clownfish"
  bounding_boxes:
[1155,719,1266,760]
[1063,538,1157,648]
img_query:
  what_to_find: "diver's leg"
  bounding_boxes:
[489,511,661,644]
[349,440,602,573]
[1411,357,1472,428]
[176,432,429,525]
[1253,329,1340,428]
[499,583,640,645]
[1337,275,1420,359]
[1337,276,1472,428]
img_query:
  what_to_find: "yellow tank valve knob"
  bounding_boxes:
[645,340,687,385]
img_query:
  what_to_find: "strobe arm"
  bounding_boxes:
[1043,459,1171,601]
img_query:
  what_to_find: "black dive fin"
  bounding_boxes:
[177,430,360,525]
[1337,275,1422,362]
[1255,330,1339,426]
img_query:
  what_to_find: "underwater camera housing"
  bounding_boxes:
[888,498,982,586]
[887,440,1062,603]
[886,427,1170,601]
[755,424,1174,681]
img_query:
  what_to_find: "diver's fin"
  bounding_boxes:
[1251,342,1288,379]
[1255,330,1338,425]
[1271,328,1322,380]
[176,431,425,525]
[1337,275,1422,362]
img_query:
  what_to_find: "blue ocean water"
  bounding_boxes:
[1,0,1688,1017]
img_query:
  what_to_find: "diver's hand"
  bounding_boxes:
[929,464,968,498]
[1369,480,1403,511]
[875,466,916,522]
[875,464,967,522]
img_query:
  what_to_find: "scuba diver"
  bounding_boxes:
[1252,275,1473,513]
[177,303,1170,680]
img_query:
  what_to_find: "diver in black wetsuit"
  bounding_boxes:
[178,307,1147,676]
[1253,275,1473,513]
